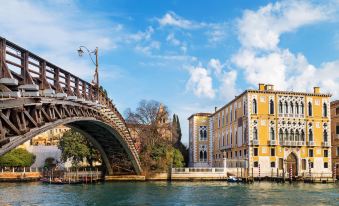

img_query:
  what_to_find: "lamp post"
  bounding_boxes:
[77,46,99,101]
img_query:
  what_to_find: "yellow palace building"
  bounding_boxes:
[189,84,333,177]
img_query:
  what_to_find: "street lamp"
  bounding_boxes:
[77,46,99,101]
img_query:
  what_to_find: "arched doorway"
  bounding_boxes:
[286,153,298,177]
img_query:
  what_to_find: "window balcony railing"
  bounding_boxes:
[252,140,259,145]
[291,141,296,146]
[283,141,291,146]
[307,141,315,146]
[269,140,277,145]
[336,134,339,139]
[297,141,305,146]
[322,142,330,147]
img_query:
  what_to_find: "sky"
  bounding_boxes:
[1,0,339,145]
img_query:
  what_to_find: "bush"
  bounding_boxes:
[0,148,36,167]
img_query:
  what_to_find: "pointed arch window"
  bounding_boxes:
[284,129,289,141]
[295,102,299,114]
[252,99,257,114]
[290,129,294,141]
[284,101,288,114]
[323,103,328,117]
[295,130,300,141]
[309,129,313,142]
[279,129,283,142]
[269,99,274,114]
[203,151,207,161]
[279,101,283,114]
[253,127,258,140]
[308,102,313,116]
[301,130,305,142]
[301,102,304,114]
[323,129,328,142]
[290,102,294,114]
[270,127,275,140]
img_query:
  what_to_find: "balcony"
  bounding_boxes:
[291,141,296,146]
[308,141,315,146]
[252,139,259,145]
[269,140,277,145]
[283,141,291,146]
[337,134,339,139]
[322,142,330,147]
[297,141,305,146]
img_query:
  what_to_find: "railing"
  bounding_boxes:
[269,140,277,145]
[322,142,330,147]
[172,167,226,174]
[0,37,130,134]
[252,140,259,145]
[308,141,315,146]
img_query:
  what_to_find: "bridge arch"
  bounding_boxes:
[0,37,142,175]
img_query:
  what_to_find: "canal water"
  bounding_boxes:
[0,181,338,205]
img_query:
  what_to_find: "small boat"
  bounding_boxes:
[40,178,82,185]
[227,176,241,183]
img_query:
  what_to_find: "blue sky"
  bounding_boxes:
[1,0,339,144]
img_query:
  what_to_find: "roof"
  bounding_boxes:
[187,113,212,120]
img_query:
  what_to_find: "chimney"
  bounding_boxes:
[314,87,320,94]
[259,83,265,91]
[265,84,274,91]
[215,106,218,112]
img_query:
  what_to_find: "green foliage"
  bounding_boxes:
[140,143,184,172]
[44,157,56,169]
[0,148,36,167]
[58,129,101,167]
[172,148,184,168]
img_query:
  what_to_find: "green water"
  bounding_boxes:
[0,181,338,205]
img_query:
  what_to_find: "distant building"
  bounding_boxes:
[331,100,339,178]
[18,125,70,168]
[189,84,333,178]
[188,113,212,167]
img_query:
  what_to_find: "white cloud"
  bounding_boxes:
[237,0,331,50]
[219,70,238,100]
[166,33,181,46]
[157,11,204,29]
[233,0,339,99]
[186,66,215,98]
[208,58,223,75]
[0,0,120,79]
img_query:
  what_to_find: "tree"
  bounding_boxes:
[125,100,171,147]
[172,114,189,166]
[125,100,186,173]
[0,148,36,167]
[58,129,101,168]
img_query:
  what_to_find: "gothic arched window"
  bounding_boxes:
[270,99,274,114]
[279,101,283,114]
[323,103,327,117]
[284,101,288,114]
[308,102,313,116]
[309,129,313,142]
[323,129,328,142]
[252,99,257,114]
[253,127,258,140]
[279,129,283,142]
[270,127,275,140]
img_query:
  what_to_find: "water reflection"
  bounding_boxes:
[0,182,338,205]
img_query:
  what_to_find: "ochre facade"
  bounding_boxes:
[189,84,333,177]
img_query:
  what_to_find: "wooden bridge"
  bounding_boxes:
[0,37,142,175]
